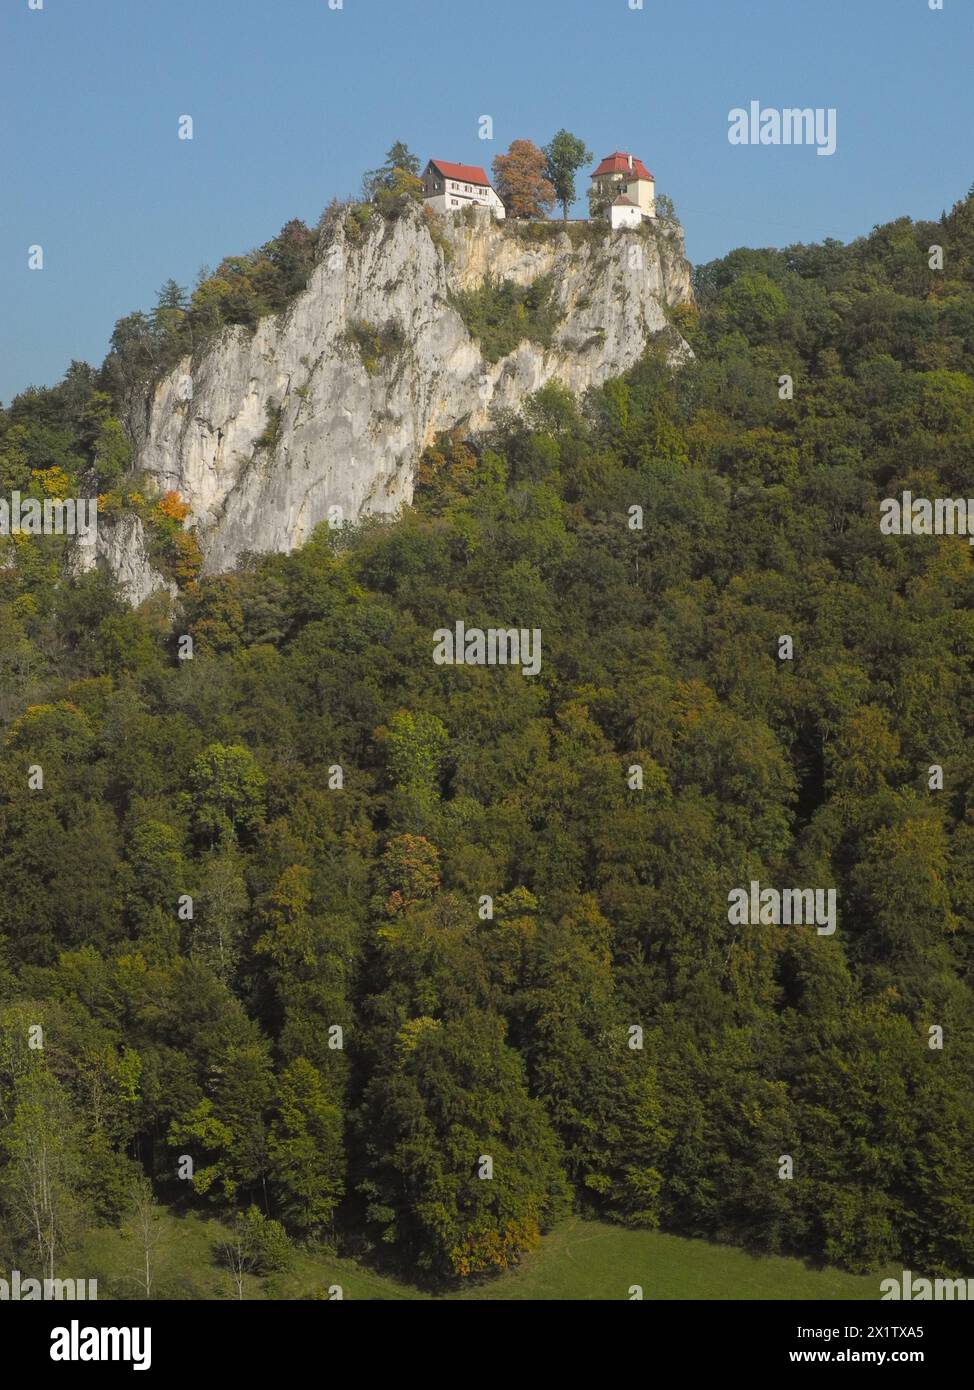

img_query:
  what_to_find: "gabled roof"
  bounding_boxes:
[592,151,654,181]
[612,195,638,207]
[427,159,491,187]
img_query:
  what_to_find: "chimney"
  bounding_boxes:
[628,154,633,170]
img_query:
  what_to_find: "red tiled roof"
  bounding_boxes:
[592,151,654,181]
[428,160,491,187]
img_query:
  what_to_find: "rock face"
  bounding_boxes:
[101,204,693,600]
[97,512,178,608]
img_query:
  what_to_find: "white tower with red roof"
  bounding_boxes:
[589,151,656,226]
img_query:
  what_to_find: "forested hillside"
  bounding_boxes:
[2,188,974,1289]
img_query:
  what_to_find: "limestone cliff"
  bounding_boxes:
[95,203,693,600]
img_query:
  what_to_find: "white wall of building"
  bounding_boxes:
[593,174,656,219]
[423,178,505,220]
[633,178,656,218]
[610,202,643,230]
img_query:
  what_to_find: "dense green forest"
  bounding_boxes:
[2,186,974,1291]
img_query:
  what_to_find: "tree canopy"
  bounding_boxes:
[492,140,557,220]
[544,130,593,221]
[3,187,974,1290]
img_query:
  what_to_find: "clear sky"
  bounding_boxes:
[1,0,971,404]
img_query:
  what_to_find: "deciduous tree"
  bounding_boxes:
[492,140,556,219]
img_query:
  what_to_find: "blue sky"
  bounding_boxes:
[1,0,970,404]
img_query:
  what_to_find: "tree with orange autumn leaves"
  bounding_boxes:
[156,489,191,523]
[491,140,556,219]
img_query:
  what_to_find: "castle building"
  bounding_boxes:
[590,152,656,227]
[421,160,506,220]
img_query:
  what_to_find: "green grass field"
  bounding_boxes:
[72,1211,887,1301]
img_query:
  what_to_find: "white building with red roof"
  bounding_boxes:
[421,159,506,220]
[590,151,656,227]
